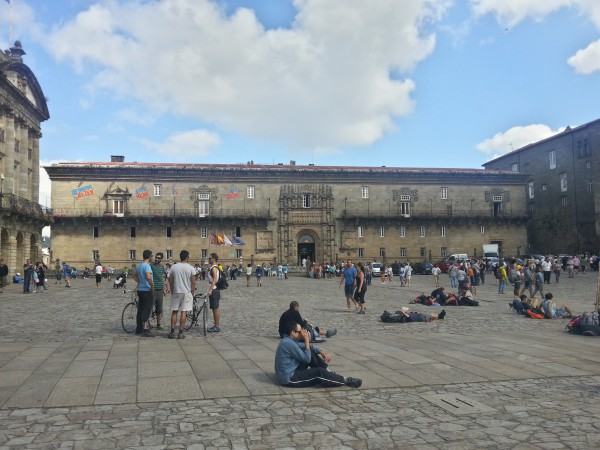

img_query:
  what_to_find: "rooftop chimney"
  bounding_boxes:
[111,155,125,162]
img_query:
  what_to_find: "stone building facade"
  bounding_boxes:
[46,158,529,268]
[0,42,52,273]
[483,118,600,255]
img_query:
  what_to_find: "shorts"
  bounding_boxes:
[55,272,62,280]
[209,289,221,309]
[0,276,6,287]
[171,292,193,312]
[344,284,354,298]
[153,289,164,315]
[96,274,102,283]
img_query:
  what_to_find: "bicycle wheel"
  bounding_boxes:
[121,302,138,333]
[202,301,208,336]
[184,307,195,331]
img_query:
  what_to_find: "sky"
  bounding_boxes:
[2,0,600,209]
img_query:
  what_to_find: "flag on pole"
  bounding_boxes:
[232,235,246,246]
[217,234,225,245]
[223,235,233,246]
[210,234,218,245]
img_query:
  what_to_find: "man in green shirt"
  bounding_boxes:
[151,252,166,330]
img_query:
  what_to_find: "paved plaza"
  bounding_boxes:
[1,269,600,449]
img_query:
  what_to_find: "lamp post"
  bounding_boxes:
[0,173,4,208]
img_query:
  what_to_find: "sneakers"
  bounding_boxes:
[326,329,337,338]
[438,309,446,320]
[141,330,156,337]
[207,326,220,333]
[167,332,176,339]
[345,377,362,388]
[155,325,163,331]
[177,332,186,339]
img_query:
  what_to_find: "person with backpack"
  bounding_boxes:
[207,252,223,333]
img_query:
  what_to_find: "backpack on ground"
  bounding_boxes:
[525,308,545,319]
[567,311,600,336]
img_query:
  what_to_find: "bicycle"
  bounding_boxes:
[184,293,209,336]
[121,289,156,333]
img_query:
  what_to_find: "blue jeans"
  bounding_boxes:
[450,276,457,288]
[23,272,32,293]
[498,279,506,293]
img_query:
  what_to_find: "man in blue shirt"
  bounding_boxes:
[275,321,361,388]
[339,259,357,311]
[132,249,155,337]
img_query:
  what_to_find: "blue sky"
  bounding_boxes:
[2,0,600,205]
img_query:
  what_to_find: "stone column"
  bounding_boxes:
[2,110,15,194]
[30,130,40,204]
[18,119,28,199]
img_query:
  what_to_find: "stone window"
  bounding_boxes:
[302,194,312,208]
[528,181,534,199]
[560,173,567,192]
[247,185,255,199]
[400,200,410,217]
[586,161,591,169]
[154,184,162,196]
[200,227,208,238]
[113,200,125,217]
[528,203,534,214]
[440,187,448,199]
[357,226,364,237]
[92,250,100,261]
[542,184,547,191]
[440,226,446,237]
[441,247,447,257]
[130,226,136,238]
[419,226,425,237]
[399,226,405,237]
[379,226,385,238]
[166,226,172,238]
[236,249,243,258]
[549,151,556,169]
[93,226,99,238]
[198,193,210,217]
[166,250,173,259]
[361,186,369,199]
[400,248,407,257]
[561,195,568,207]
[129,249,136,260]
[420,247,426,258]
[379,248,385,257]
[201,249,208,259]
[480,226,485,234]
[577,139,590,158]
[511,163,519,172]
[358,248,364,257]
[587,179,593,191]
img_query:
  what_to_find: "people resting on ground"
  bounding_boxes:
[541,293,573,319]
[274,321,362,388]
[381,307,446,322]
[278,301,337,341]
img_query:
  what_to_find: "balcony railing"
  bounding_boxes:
[0,194,53,220]
[51,206,272,220]
[341,207,529,220]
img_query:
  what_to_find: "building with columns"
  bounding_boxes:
[45,157,529,268]
[0,41,52,273]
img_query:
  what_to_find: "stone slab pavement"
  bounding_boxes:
[0,269,599,449]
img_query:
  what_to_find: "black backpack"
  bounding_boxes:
[214,267,228,290]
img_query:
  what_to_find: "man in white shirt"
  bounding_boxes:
[168,250,196,339]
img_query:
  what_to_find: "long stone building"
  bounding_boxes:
[45,157,529,268]
[0,41,52,272]
[484,118,600,255]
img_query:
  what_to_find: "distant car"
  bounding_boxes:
[413,262,433,275]
[371,262,382,277]
[437,259,461,273]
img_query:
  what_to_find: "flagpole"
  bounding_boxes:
[8,0,12,47]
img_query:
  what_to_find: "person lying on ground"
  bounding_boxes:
[395,306,446,322]
[274,321,362,388]
[278,301,337,341]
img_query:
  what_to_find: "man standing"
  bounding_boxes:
[151,252,166,330]
[541,257,552,284]
[0,259,8,293]
[94,261,103,288]
[62,262,72,288]
[107,265,113,281]
[168,250,196,339]
[207,253,222,333]
[132,249,155,337]
[275,321,361,388]
[23,259,34,293]
[339,259,357,311]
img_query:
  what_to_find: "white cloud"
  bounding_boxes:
[141,129,221,158]
[567,39,600,74]
[476,124,564,155]
[471,0,600,74]
[40,0,451,151]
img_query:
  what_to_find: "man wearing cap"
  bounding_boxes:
[132,249,155,337]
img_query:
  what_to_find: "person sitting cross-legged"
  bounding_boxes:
[275,321,362,388]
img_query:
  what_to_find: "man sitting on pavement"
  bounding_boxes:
[275,321,362,388]
[541,293,574,319]
[278,301,337,342]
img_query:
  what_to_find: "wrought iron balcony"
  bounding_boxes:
[0,194,53,222]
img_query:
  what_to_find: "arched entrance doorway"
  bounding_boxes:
[16,232,24,268]
[296,231,317,266]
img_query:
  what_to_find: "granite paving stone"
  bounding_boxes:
[0,272,599,448]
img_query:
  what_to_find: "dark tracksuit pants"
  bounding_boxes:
[286,349,346,388]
